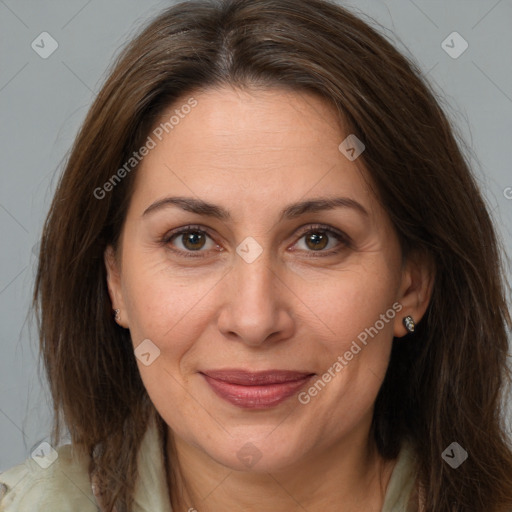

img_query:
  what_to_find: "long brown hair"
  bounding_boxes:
[34,0,512,510]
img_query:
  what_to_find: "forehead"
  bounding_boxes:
[130,86,376,220]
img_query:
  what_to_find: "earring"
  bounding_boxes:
[114,309,120,322]
[403,315,415,333]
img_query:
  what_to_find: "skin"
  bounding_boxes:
[105,86,433,512]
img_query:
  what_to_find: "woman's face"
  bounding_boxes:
[106,86,420,472]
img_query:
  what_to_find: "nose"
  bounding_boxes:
[216,249,295,347]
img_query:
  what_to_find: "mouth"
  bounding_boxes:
[199,369,316,409]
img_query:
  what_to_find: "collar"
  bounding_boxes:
[92,416,173,512]
[381,441,418,511]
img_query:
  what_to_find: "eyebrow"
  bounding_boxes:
[142,195,368,220]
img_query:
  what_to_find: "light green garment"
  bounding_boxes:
[381,442,417,512]
[0,421,417,512]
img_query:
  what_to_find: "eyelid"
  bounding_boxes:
[293,223,352,246]
[162,224,215,243]
[287,223,352,258]
[161,224,221,258]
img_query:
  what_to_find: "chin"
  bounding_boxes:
[202,434,308,473]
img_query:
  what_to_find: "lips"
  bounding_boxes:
[200,369,315,408]
[201,369,314,385]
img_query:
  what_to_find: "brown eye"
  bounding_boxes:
[304,231,329,251]
[163,226,218,257]
[292,224,351,257]
[180,231,207,251]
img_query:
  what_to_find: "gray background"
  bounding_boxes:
[1,0,511,471]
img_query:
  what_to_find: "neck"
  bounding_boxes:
[165,429,397,512]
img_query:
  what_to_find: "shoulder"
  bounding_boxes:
[0,444,97,512]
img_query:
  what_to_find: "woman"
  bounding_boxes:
[1,0,511,510]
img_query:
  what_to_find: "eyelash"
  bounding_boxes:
[161,224,352,259]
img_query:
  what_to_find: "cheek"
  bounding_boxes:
[295,260,400,416]
[120,262,214,419]
[120,252,222,358]
[126,282,194,334]
[294,260,399,348]
[296,268,398,434]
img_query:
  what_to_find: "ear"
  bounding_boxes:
[104,245,129,328]
[393,249,435,337]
